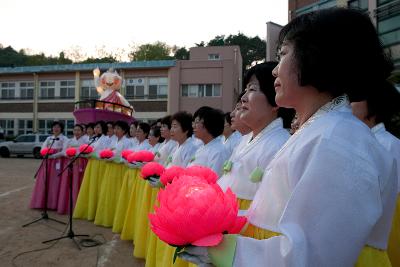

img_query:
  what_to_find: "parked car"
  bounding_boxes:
[0,133,50,158]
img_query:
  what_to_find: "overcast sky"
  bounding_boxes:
[1,0,288,59]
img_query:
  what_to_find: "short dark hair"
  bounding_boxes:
[193,106,213,121]
[278,8,393,102]
[86,123,95,130]
[114,120,129,134]
[138,122,150,137]
[130,121,138,128]
[171,111,193,137]
[365,81,400,125]
[242,62,295,128]
[224,112,232,125]
[150,126,164,143]
[74,124,84,131]
[243,62,278,107]
[194,106,225,138]
[160,115,172,129]
[52,121,64,132]
[95,120,107,135]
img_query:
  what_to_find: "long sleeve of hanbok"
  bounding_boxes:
[234,139,397,267]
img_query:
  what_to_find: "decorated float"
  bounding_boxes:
[73,68,135,124]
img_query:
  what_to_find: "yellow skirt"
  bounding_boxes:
[133,180,155,259]
[243,224,391,267]
[94,162,127,227]
[73,159,107,220]
[387,195,400,267]
[120,170,144,240]
[112,166,138,233]
[237,198,252,210]
[144,188,160,267]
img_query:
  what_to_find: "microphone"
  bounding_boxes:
[52,137,60,141]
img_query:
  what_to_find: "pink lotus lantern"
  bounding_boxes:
[79,144,94,154]
[121,149,134,160]
[149,175,247,248]
[99,149,114,159]
[141,162,165,180]
[160,166,185,185]
[40,148,56,157]
[65,147,77,157]
[184,165,218,184]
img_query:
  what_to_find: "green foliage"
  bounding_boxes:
[78,56,117,64]
[174,47,190,60]
[0,45,73,67]
[200,32,267,72]
[129,41,173,61]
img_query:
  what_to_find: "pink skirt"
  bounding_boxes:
[30,157,67,210]
[57,158,89,214]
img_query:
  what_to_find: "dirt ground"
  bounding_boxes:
[0,157,145,267]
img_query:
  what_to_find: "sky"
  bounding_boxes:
[0,0,288,60]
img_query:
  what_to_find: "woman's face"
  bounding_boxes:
[272,42,303,108]
[223,118,233,137]
[170,120,188,144]
[107,123,114,136]
[160,124,171,139]
[129,124,137,137]
[193,117,208,141]
[136,126,147,142]
[240,75,277,130]
[114,125,125,139]
[73,126,83,138]
[86,127,94,136]
[52,124,62,136]
[148,130,160,146]
[94,124,102,135]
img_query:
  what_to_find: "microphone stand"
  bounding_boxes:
[23,137,66,227]
[42,136,99,249]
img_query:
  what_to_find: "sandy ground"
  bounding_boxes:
[0,157,145,267]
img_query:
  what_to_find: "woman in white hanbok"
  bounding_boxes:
[352,83,400,267]
[168,111,200,168]
[218,62,294,210]
[180,8,397,267]
[189,106,229,176]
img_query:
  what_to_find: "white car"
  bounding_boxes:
[0,133,49,158]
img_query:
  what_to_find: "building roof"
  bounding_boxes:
[0,60,176,74]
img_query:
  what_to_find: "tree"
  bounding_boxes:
[208,35,225,46]
[129,41,173,61]
[196,33,267,72]
[174,47,190,60]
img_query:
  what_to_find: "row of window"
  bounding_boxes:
[0,119,75,137]
[181,84,221,97]
[0,77,169,100]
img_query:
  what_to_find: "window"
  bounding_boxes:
[377,1,400,46]
[40,81,55,99]
[1,82,16,99]
[39,135,48,142]
[181,84,222,97]
[126,78,146,99]
[348,0,368,11]
[16,135,35,142]
[0,119,15,136]
[18,119,33,135]
[296,0,337,16]
[20,82,34,99]
[208,54,220,60]
[148,77,168,99]
[80,80,98,99]
[60,80,75,99]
